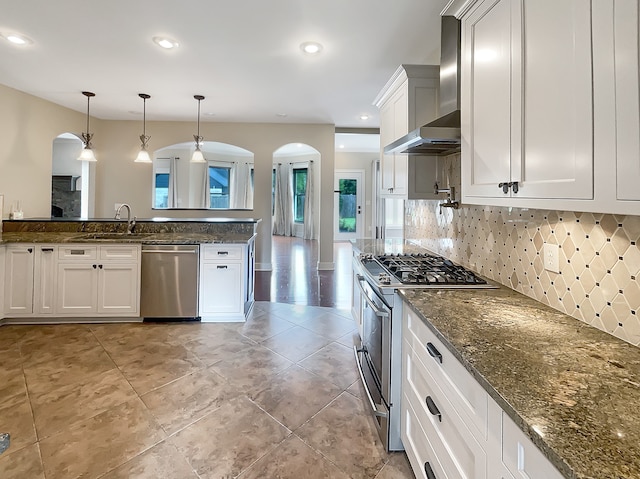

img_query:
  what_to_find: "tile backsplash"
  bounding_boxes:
[405,155,640,347]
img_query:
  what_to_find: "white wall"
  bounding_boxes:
[0,84,336,271]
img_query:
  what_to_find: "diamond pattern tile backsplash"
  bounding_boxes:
[405,154,640,347]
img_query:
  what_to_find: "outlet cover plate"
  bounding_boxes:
[543,243,560,273]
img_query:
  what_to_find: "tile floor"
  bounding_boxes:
[0,302,415,479]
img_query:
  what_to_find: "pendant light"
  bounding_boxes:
[135,93,152,163]
[77,91,97,162]
[191,94,206,163]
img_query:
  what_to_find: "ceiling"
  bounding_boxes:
[0,0,446,131]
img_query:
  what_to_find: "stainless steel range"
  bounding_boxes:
[352,251,496,451]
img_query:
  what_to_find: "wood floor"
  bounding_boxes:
[255,236,353,310]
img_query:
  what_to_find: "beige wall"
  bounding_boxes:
[406,154,640,348]
[0,84,336,270]
[0,84,86,218]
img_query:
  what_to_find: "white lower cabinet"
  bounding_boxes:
[4,243,140,320]
[56,263,98,314]
[402,305,563,479]
[0,246,5,320]
[56,244,140,317]
[199,244,249,322]
[34,246,57,315]
[4,244,35,315]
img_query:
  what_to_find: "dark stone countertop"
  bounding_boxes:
[0,231,255,245]
[400,288,640,479]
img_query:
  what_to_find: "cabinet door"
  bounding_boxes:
[0,247,5,319]
[517,0,593,199]
[199,262,244,319]
[462,0,519,198]
[34,246,56,315]
[4,245,34,315]
[615,0,640,201]
[97,263,139,315]
[56,263,98,315]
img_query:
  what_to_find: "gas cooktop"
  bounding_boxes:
[359,253,495,289]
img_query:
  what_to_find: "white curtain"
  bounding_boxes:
[232,162,253,209]
[192,161,210,209]
[303,161,315,239]
[272,163,293,236]
[167,157,179,208]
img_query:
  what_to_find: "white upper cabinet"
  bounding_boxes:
[375,65,441,200]
[615,0,640,202]
[462,0,593,203]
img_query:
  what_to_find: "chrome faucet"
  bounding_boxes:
[434,182,460,214]
[114,203,136,234]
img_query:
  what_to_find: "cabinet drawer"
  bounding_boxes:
[201,244,243,261]
[404,308,488,440]
[404,340,487,479]
[502,412,563,479]
[58,246,97,261]
[402,392,450,479]
[99,245,139,261]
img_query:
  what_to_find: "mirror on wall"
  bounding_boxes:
[153,141,254,210]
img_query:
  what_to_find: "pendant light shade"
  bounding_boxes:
[191,94,206,163]
[78,91,96,162]
[135,93,152,163]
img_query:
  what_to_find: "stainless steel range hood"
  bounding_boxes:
[384,16,461,156]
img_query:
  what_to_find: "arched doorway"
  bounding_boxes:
[52,133,94,218]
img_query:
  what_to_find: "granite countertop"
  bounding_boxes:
[4,217,261,223]
[400,288,640,479]
[0,231,255,245]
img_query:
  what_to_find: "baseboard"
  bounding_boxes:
[256,262,273,271]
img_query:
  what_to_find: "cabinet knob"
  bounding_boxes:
[27,248,33,253]
[98,264,103,269]
[93,264,97,269]
[498,182,510,194]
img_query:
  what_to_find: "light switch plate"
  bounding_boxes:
[543,243,560,273]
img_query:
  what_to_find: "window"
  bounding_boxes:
[293,168,308,223]
[272,168,276,215]
[209,166,231,208]
[155,173,169,208]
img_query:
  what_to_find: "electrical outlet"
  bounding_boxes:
[543,243,560,273]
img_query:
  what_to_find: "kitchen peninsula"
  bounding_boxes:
[0,217,259,323]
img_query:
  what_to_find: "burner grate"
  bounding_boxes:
[376,253,487,285]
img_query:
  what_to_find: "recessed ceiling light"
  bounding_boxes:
[152,36,179,50]
[204,112,216,116]
[276,113,288,118]
[300,42,323,55]
[360,114,370,121]
[339,144,345,149]
[1,32,33,45]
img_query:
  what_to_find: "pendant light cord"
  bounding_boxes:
[196,97,201,139]
[86,95,90,134]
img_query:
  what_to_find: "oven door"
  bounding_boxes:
[353,277,392,448]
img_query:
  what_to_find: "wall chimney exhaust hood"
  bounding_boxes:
[384,16,461,156]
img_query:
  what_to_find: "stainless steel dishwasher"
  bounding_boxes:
[140,244,200,321]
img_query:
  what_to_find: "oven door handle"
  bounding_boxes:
[353,346,388,419]
[356,275,389,318]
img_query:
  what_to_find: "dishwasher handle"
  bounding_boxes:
[141,249,198,254]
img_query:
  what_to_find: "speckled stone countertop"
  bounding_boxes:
[400,288,640,479]
[0,231,255,245]
[0,218,261,244]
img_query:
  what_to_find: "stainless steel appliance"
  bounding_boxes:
[140,244,200,320]
[353,252,496,451]
[384,16,462,156]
